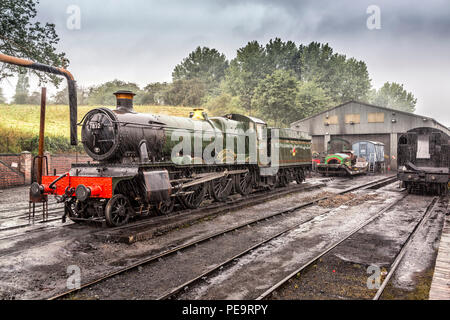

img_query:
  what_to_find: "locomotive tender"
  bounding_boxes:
[0,53,312,226]
[397,127,449,195]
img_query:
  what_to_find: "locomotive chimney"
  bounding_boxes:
[113,90,135,112]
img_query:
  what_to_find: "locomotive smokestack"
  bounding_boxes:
[113,90,135,112]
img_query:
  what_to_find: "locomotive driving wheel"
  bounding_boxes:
[210,176,233,201]
[179,183,206,209]
[155,198,175,215]
[105,194,133,227]
[235,171,253,195]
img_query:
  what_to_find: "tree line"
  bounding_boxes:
[2,40,417,128]
[168,40,417,126]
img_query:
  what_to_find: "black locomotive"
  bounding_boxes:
[397,127,449,195]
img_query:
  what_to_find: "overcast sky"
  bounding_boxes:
[1,0,449,126]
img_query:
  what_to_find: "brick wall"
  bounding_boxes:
[49,154,93,175]
[0,160,25,189]
[0,152,95,189]
[0,154,21,168]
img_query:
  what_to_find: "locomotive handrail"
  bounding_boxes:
[49,173,68,189]
[0,53,78,145]
[405,161,425,173]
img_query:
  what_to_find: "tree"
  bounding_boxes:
[203,92,245,116]
[252,70,299,127]
[329,57,371,103]
[298,42,334,83]
[27,90,40,105]
[139,82,170,105]
[265,38,301,77]
[299,42,371,103]
[51,85,88,105]
[164,79,206,106]
[87,80,141,105]
[370,82,417,112]
[0,0,68,86]
[224,41,267,113]
[13,73,29,104]
[172,46,228,90]
[0,87,5,103]
[295,81,332,119]
[222,39,371,115]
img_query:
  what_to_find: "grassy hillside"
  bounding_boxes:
[0,104,198,154]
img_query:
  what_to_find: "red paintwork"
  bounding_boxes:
[326,157,342,164]
[41,174,113,198]
[312,159,320,164]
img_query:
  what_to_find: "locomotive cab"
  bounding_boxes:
[397,127,449,195]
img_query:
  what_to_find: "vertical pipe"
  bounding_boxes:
[37,87,46,184]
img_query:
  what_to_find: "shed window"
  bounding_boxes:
[324,115,338,125]
[368,113,385,123]
[345,114,360,124]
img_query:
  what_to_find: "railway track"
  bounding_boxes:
[0,180,324,245]
[0,178,329,236]
[48,175,396,300]
[372,196,441,300]
[255,194,439,300]
[0,205,62,221]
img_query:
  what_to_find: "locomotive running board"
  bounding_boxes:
[173,169,248,190]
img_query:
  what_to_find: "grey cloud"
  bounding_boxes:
[1,0,448,126]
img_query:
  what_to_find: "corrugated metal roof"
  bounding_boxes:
[291,100,449,133]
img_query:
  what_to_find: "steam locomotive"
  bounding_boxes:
[31,92,311,226]
[397,127,449,195]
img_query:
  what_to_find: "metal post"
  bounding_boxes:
[37,87,46,184]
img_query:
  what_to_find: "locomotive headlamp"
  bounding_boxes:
[75,184,91,201]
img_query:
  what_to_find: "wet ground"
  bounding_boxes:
[270,195,447,300]
[0,174,445,300]
[0,176,339,299]
[176,188,403,299]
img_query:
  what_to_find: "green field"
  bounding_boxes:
[0,104,199,154]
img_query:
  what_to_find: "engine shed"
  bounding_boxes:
[290,101,450,170]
